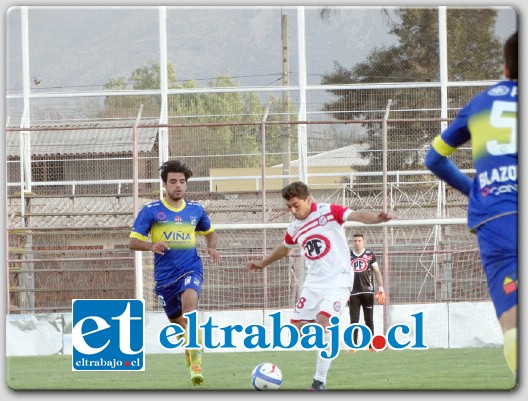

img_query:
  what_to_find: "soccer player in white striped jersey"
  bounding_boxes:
[246,181,394,390]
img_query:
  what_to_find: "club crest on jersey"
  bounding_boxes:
[318,216,328,226]
[488,85,511,96]
[302,234,331,260]
[333,301,341,312]
[191,216,197,225]
[351,259,369,272]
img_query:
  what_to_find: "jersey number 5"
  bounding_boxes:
[487,100,517,155]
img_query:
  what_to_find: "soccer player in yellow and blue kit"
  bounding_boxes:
[425,32,517,378]
[129,160,220,386]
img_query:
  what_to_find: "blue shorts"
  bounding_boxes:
[476,213,518,319]
[155,272,203,320]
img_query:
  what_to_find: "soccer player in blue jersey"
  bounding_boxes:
[425,31,517,377]
[129,160,220,386]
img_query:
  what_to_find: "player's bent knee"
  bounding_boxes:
[499,306,517,332]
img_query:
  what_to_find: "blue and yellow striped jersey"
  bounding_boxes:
[130,198,214,288]
[431,80,517,229]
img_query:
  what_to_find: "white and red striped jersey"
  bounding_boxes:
[283,202,354,289]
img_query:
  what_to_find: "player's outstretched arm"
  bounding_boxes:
[246,244,291,271]
[425,146,471,196]
[346,211,396,224]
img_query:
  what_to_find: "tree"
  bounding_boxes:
[321,8,502,178]
[102,65,295,182]
[166,74,294,175]
[102,65,178,118]
[168,74,265,175]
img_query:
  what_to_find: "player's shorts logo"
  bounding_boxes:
[72,299,145,371]
[503,276,517,295]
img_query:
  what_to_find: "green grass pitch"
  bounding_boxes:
[6,348,516,391]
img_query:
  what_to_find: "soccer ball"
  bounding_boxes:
[251,362,282,390]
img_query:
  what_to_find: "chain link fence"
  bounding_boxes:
[6,6,515,313]
[6,115,483,314]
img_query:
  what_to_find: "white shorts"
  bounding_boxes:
[291,286,351,323]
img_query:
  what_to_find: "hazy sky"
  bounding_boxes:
[5,6,517,94]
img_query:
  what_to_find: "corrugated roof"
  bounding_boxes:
[6,121,159,157]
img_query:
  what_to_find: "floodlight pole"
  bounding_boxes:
[133,104,144,300]
[19,6,35,311]
[438,6,449,134]
[382,99,392,333]
[281,13,291,188]
[261,103,271,310]
[158,5,169,175]
[297,6,308,184]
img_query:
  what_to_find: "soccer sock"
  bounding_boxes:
[175,332,192,368]
[184,327,204,367]
[503,328,517,376]
[313,333,333,383]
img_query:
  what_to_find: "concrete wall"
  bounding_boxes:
[209,166,354,192]
[6,302,503,357]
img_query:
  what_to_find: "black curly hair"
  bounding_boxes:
[159,160,193,183]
